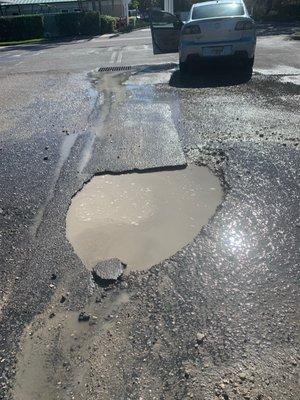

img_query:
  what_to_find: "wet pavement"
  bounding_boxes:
[0,28,299,400]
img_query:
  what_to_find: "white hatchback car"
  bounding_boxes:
[150,0,256,73]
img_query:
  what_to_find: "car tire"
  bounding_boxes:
[179,61,188,74]
[243,57,254,70]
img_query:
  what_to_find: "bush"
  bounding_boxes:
[55,12,80,36]
[135,19,150,29]
[48,12,100,37]
[0,15,43,42]
[100,15,117,34]
[279,4,300,19]
[79,12,100,35]
[254,3,300,22]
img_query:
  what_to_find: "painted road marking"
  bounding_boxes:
[110,51,118,63]
[116,50,123,64]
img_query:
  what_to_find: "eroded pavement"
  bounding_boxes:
[0,62,299,400]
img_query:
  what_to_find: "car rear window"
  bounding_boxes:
[192,3,244,19]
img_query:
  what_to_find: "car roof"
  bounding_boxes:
[193,0,243,7]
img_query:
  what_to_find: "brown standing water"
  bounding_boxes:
[66,165,222,273]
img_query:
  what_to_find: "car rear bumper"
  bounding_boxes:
[179,38,256,63]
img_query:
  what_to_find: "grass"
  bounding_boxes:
[0,38,48,47]
[291,31,300,40]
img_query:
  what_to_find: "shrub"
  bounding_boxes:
[55,12,80,36]
[49,12,101,37]
[0,15,43,42]
[135,19,150,29]
[79,12,100,35]
[100,15,117,34]
[254,3,300,22]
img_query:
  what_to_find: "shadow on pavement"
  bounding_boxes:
[169,64,252,89]
[256,22,300,36]
[0,36,96,53]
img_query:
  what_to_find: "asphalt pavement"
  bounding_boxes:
[0,27,299,400]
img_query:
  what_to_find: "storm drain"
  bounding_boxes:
[98,66,132,72]
[66,165,222,273]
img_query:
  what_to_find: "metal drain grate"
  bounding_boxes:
[98,66,132,72]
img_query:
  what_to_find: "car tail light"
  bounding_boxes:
[235,20,254,30]
[182,25,201,35]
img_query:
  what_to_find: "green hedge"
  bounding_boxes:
[55,13,79,36]
[0,14,43,41]
[79,12,100,35]
[54,12,101,36]
[0,12,116,42]
[100,15,117,34]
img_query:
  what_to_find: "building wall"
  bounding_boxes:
[1,0,125,17]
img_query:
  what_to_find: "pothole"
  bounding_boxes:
[66,164,222,273]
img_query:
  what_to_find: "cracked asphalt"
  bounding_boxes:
[0,27,299,400]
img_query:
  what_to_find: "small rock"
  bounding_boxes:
[93,258,126,283]
[50,273,57,280]
[49,284,55,289]
[239,372,247,381]
[43,156,49,161]
[78,312,90,322]
[49,312,55,319]
[196,332,206,344]
[120,281,128,289]
[0,208,4,214]
[60,295,66,304]
[89,316,98,326]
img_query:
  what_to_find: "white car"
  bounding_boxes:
[150,0,256,73]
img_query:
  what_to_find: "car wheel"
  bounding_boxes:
[179,61,188,74]
[243,57,254,70]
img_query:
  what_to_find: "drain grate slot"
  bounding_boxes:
[98,66,132,72]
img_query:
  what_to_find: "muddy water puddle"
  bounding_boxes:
[66,165,222,273]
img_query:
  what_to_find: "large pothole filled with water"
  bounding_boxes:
[66,165,222,273]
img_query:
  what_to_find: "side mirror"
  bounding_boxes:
[174,20,184,30]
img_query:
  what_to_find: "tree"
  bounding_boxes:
[129,0,140,9]
[139,0,163,12]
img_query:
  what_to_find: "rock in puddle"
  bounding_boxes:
[92,258,126,284]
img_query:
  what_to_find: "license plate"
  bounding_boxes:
[211,46,223,55]
[202,46,232,56]
[203,46,223,56]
